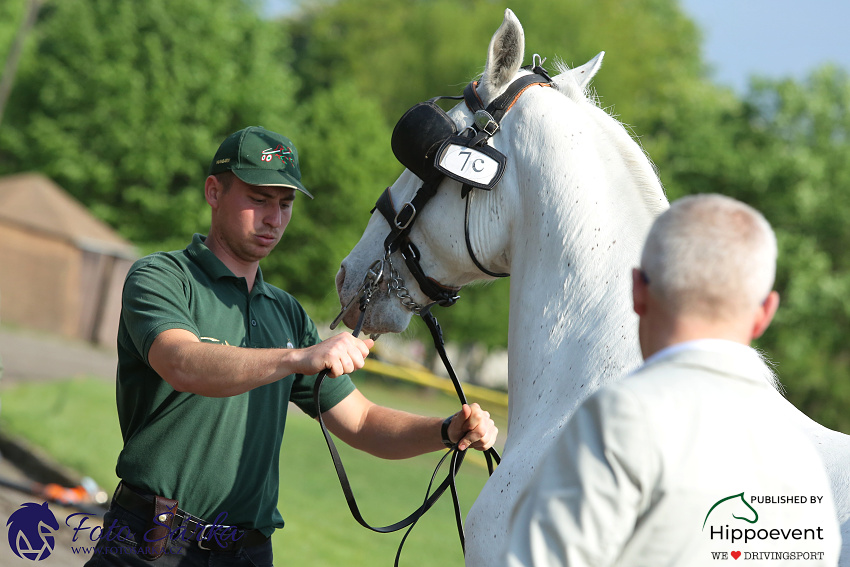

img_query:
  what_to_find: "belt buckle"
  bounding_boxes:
[196,524,215,551]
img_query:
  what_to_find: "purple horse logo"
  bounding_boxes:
[6,502,60,561]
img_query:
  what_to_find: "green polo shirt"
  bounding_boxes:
[114,234,355,536]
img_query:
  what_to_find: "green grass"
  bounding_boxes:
[0,377,124,490]
[0,374,506,566]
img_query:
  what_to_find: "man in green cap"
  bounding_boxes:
[85,126,498,567]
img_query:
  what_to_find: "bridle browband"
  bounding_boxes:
[319,58,552,565]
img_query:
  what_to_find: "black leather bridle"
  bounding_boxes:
[317,58,552,566]
[374,60,553,307]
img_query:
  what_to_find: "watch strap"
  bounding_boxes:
[441,415,455,448]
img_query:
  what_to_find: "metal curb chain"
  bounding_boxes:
[384,252,428,314]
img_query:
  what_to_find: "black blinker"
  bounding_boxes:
[391,101,458,184]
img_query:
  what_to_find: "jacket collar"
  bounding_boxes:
[641,340,778,389]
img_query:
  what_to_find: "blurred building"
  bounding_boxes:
[0,173,136,348]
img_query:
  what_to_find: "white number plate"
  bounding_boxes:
[437,143,502,188]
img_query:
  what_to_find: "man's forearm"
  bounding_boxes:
[324,393,445,459]
[148,328,372,397]
[356,405,446,459]
[150,330,298,397]
[323,392,497,458]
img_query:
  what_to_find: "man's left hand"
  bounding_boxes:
[448,403,498,451]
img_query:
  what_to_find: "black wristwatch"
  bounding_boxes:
[441,415,455,448]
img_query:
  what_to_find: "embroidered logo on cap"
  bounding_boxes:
[261,145,294,165]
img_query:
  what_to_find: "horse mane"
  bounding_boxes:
[550,60,668,217]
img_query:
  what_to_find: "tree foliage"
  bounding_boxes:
[0,2,27,64]
[0,0,295,251]
[740,69,850,432]
[288,0,704,139]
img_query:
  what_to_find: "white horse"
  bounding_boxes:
[336,9,849,565]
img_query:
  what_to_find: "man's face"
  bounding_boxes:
[211,175,296,263]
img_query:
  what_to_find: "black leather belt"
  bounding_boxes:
[113,482,269,552]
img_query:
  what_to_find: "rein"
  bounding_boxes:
[316,261,499,565]
[316,59,551,565]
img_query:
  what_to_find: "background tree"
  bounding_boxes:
[0,0,296,251]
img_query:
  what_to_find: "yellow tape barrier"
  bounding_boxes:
[363,358,509,409]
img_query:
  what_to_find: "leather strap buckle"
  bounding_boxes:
[473,110,499,136]
[394,202,417,230]
[196,525,215,551]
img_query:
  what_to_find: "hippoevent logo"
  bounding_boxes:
[703,492,759,529]
[7,502,59,561]
[703,492,831,561]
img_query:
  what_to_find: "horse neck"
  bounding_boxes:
[501,97,663,446]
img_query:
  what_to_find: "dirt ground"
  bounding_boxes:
[0,326,117,385]
[0,326,117,565]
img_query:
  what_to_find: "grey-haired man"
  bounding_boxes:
[503,194,840,567]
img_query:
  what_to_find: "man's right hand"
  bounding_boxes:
[290,333,374,378]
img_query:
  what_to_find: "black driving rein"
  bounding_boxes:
[313,261,499,566]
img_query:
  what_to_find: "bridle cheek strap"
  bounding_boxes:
[374,187,461,307]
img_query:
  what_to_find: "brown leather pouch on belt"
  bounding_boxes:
[142,495,178,561]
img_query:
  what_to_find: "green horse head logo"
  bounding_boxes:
[703,492,759,530]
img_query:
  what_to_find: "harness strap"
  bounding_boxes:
[464,73,552,124]
[376,184,437,254]
[420,309,501,475]
[314,368,466,566]
[375,187,461,307]
[463,81,485,114]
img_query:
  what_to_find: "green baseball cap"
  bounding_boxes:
[208,126,313,199]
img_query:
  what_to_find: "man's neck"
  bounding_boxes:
[204,231,259,291]
[641,315,752,361]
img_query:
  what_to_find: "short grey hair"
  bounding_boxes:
[641,194,777,320]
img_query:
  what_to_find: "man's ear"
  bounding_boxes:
[632,268,648,316]
[751,290,780,340]
[205,175,221,209]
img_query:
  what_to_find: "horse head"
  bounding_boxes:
[335,8,665,336]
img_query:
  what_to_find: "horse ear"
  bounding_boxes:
[570,52,605,90]
[481,9,525,91]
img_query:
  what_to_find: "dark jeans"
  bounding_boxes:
[82,495,273,567]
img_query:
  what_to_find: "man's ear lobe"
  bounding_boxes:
[632,268,648,316]
[752,290,780,340]
[204,175,220,208]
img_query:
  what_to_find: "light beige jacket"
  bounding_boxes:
[503,344,841,567]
